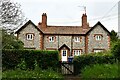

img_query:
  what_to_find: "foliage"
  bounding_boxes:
[2,68,63,78]
[2,29,24,49]
[73,52,116,74]
[81,63,118,78]
[111,40,120,61]
[36,50,59,70]
[110,30,119,42]
[2,49,22,70]
[2,49,59,71]
[0,0,26,32]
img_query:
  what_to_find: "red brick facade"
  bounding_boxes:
[40,33,44,49]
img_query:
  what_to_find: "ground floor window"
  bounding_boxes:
[73,50,82,56]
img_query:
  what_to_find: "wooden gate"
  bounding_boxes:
[60,62,74,75]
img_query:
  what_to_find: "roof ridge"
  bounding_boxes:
[47,25,82,28]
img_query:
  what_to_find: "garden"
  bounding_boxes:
[2,50,63,79]
[2,29,120,79]
[73,40,120,79]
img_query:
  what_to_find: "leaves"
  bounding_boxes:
[110,30,119,42]
[2,29,24,49]
[111,40,120,61]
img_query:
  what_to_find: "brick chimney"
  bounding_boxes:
[42,13,47,28]
[82,13,88,29]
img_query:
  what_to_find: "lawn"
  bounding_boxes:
[81,63,119,79]
[2,68,63,79]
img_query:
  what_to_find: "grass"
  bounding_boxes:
[81,63,119,79]
[2,68,63,79]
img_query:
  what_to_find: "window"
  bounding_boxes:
[73,50,82,56]
[63,50,67,56]
[95,35,102,41]
[49,36,54,42]
[94,49,104,53]
[74,37,80,42]
[26,34,34,40]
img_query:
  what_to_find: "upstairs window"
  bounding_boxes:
[26,33,34,40]
[94,34,103,41]
[73,50,82,56]
[74,37,80,42]
[49,36,54,42]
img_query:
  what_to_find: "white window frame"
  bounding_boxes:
[62,50,67,56]
[95,35,102,41]
[74,37,80,42]
[26,34,34,40]
[94,49,103,53]
[49,36,54,42]
[73,50,82,56]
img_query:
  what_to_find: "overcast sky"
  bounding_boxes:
[12,0,119,32]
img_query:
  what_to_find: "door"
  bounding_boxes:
[61,50,67,62]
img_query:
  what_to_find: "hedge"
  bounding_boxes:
[2,49,59,70]
[73,52,116,75]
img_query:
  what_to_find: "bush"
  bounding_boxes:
[2,49,22,70]
[36,50,59,70]
[81,63,118,78]
[111,40,120,61]
[2,49,59,71]
[73,52,116,74]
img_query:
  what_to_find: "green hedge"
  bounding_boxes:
[73,52,116,75]
[2,49,59,70]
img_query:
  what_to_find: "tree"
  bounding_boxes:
[2,29,24,49]
[0,0,26,33]
[111,40,120,61]
[110,30,119,42]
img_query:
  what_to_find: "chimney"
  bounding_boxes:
[42,13,47,28]
[82,13,88,29]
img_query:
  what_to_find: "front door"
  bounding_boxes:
[61,50,67,62]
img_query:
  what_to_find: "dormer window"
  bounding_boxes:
[49,36,54,42]
[26,33,34,40]
[74,37,80,42]
[94,34,103,41]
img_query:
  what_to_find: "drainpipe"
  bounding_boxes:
[58,35,59,49]
[71,35,73,56]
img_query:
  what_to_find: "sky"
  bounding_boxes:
[12,0,119,32]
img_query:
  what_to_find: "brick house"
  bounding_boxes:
[16,13,111,62]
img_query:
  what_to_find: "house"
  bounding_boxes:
[15,13,111,62]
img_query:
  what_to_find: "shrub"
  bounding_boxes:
[111,40,120,61]
[36,50,59,70]
[2,49,22,70]
[2,49,59,71]
[73,52,116,74]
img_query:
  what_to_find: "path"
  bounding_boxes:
[64,75,81,80]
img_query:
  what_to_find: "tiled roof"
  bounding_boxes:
[38,25,91,35]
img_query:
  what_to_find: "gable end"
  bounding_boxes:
[15,20,43,34]
[86,21,111,35]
